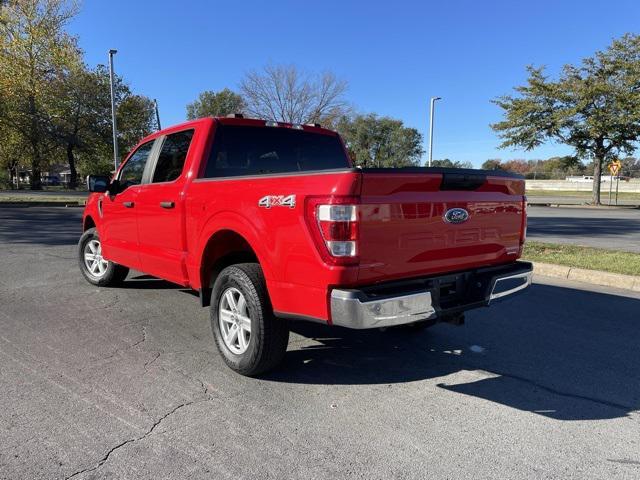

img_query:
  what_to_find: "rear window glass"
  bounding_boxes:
[152,129,194,183]
[203,125,349,178]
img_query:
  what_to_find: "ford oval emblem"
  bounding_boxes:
[443,208,469,224]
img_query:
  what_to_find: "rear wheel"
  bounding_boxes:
[78,228,129,286]
[210,263,289,376]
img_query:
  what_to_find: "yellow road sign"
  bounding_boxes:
[608,160,621,176]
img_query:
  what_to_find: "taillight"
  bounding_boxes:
[305,197,360,265]
[318,205,358,257]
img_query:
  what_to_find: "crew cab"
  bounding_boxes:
[79,116,532,375]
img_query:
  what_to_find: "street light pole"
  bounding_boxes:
[427,96,441,167]
[108,49,119,171]
[154,99,161,130]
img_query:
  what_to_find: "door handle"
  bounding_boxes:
[160,201,175,209]
[123,201,135,208]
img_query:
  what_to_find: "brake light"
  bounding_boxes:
[305,197,360,265]
[318,204,358,257]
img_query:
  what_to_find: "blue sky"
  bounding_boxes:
[69,0,640,167]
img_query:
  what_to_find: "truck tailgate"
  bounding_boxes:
[356,169,526,284]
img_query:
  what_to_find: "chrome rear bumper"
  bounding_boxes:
[489,270,532,302]
[331,289,437,329]
[330,262,533,329]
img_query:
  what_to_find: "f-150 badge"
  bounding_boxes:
[258,195,296,209]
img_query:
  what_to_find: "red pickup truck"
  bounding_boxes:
[79,116,532,375]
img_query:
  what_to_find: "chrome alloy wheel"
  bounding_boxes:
[83,239,109,278]
[219,287,252,354]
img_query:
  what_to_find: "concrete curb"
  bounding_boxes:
[533,262,640,292]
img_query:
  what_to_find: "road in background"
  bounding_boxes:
[527,205,640,253]
[0,189,88,198]
[0,206,639,479]
[528,194,639,207]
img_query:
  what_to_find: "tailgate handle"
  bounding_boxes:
[160,201,175,209]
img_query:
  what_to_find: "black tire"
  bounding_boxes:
[78,228,129,287]
[210,263,289,376]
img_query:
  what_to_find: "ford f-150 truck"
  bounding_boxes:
[79,115,532,375]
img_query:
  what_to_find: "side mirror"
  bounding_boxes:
[87,175,110,193]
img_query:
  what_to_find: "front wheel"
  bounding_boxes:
[78,228,129,286]
[210,263,289,376]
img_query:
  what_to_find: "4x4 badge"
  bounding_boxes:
[258,195,296,209]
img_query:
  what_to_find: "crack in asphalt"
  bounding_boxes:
[64,395,213,479]
[131,324,148,348]
[98,321,152,364]
[607,458,640,466]
[63,343,217,479]
[143,352,161,372]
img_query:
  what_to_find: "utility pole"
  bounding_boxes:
[108,49,119,171]
[427,96,441,167]
[154,99,161,130]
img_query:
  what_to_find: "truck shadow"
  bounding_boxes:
[264,283,640,422]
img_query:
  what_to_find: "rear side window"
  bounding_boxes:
[152,129,194,183]
[203,125,349,178]
[119,140,154,189]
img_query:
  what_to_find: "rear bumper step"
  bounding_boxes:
[330,261,532,329]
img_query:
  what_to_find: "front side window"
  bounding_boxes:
[119,141,154,189]
[152,129,194,183]
[203,125,350,178]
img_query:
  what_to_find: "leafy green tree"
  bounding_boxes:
[0,0,80,189]
[431,159,473,169]
[51,66,107,188]
[620,156,640,178]
[336,114,423,168]
[186,88,245,120]
[557,155,582,173]
[501,159,529,174]
[0,118,24,188]
[492,34,640,204]
[50,63,157,186]
[482,159,503,170]
[117,94,157,158]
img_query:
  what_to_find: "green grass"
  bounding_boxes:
[526,189,640,200]
[523,241,640,276]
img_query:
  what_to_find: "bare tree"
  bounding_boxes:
[240,64,348,126]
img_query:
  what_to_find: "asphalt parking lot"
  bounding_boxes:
[1,206,639,479]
